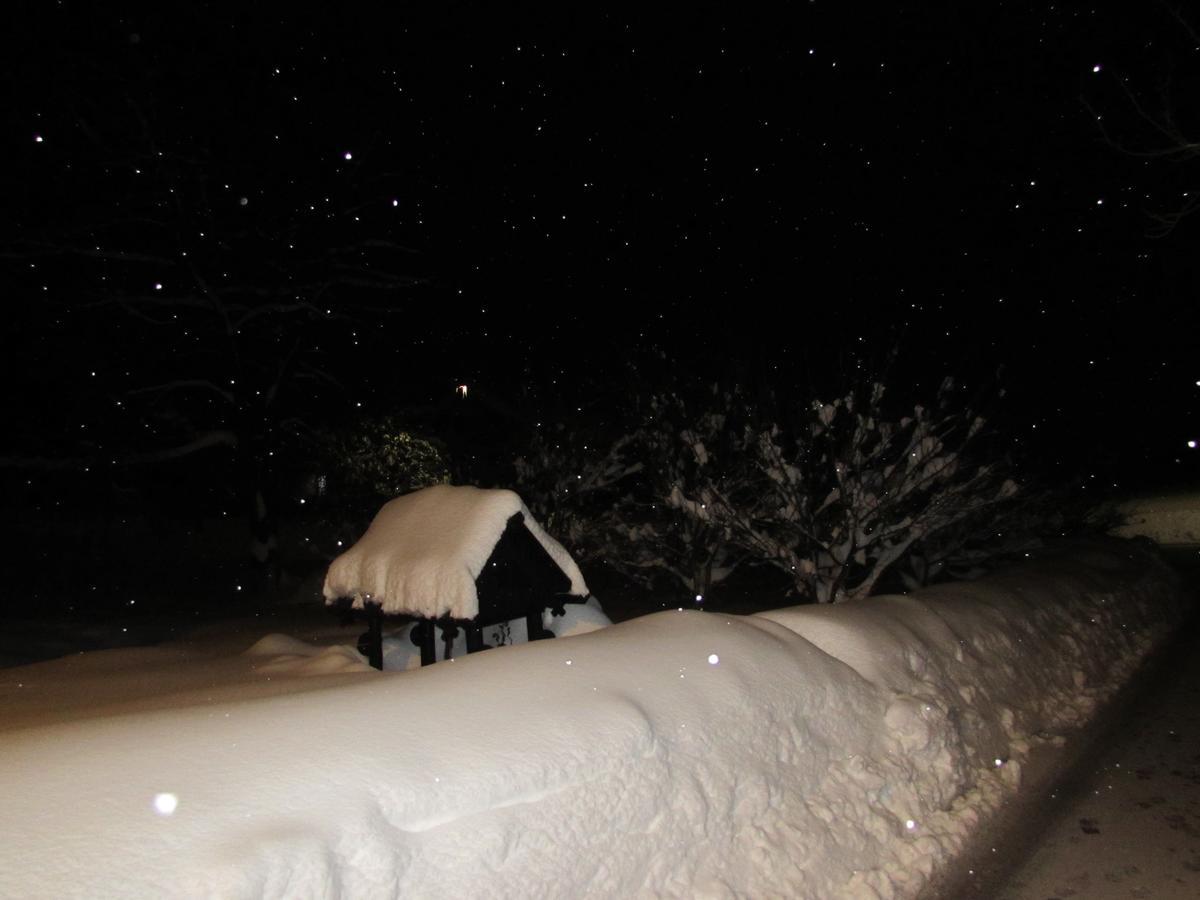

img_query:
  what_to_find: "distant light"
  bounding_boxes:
[1189,440,1197,449]
[153,793,178,816]
[456,384,469,398]
[239,197,248,206]
[695,594,704,603]
[392,199,399,207]
[154,283,163,291]
[708,653,719,665]
[905,819,916,831]
[34,134,44,143]
[343,151,353,160]
[1092,64,1102,73]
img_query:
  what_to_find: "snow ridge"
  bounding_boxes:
[0,541,1184,899]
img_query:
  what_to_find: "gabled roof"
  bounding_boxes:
[323,484,588,619]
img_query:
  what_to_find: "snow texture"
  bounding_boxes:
[1113,491,1200,546]
[0,541,1184,899]
[322,484,589,619]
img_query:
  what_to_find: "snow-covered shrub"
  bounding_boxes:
[513,424,643,560]
[299,415,451,557]
[673,377,1017,602]
[900,485,1125,591]
[327,416,451,499]
[615,388,751,599]
[514,394,747,602]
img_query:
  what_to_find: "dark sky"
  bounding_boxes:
[3,2,1198,496]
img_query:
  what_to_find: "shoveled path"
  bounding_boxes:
[935,554,1200,899]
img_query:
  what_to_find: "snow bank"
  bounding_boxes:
[322,484,589,619]
[1113,490,1200,546]
[0,541,1184,899]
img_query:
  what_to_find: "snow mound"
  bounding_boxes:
[0,541,1184,899]
[1113,490,1200,546]
[322,484,589,619]
[244,636,373,676]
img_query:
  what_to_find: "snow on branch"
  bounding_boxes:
[671,377,1016,603]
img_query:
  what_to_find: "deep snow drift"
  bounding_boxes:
[0,541,1184,899]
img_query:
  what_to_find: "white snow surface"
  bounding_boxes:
[1113,490,1200,546]
[0,541,1185,899]
[322,484,589,618]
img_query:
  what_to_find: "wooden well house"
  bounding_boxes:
[323,484,591,669]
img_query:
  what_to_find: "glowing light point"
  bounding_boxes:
[392,199,399,207]
[154,283,163,291]
[565,659,572,666]
[456,384,469,398]
[708,653,720,665]
[994,758,1004,767]
[1092,64,1102,73]
[1188,440,1197,449]
[153,793,178,816]
[343,151,353,160]
[34,135,44,143]
[905,819,916,831]
[694,594,704,603]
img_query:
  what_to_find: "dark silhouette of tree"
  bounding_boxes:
[2,6,427,588]
[1083,2,1200,235]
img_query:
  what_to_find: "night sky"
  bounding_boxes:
[3,2,1198,532]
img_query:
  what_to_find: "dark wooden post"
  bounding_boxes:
[366,602,383,670]
[441,620,459,660]
[419,620,437,666]
[466,623,484,653]
[526,611,550,641]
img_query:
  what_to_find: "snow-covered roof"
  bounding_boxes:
[322,484,589,619]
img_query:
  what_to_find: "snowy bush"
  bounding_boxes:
[899,484,1120,590]
[614,388,751,599]
[299,415,451,558]
[325,416,451,499]
[513,424,643,560]
[515,395,748,602]
[672,377,1017,602]
[516,374,1018,605]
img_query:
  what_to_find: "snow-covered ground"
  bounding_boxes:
[991,608,1200,899]
[0,540,1184,899]
[1113,491,1200,547]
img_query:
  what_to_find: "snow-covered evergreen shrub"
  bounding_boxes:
[330,416,451,499]
[300,416,451,558]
